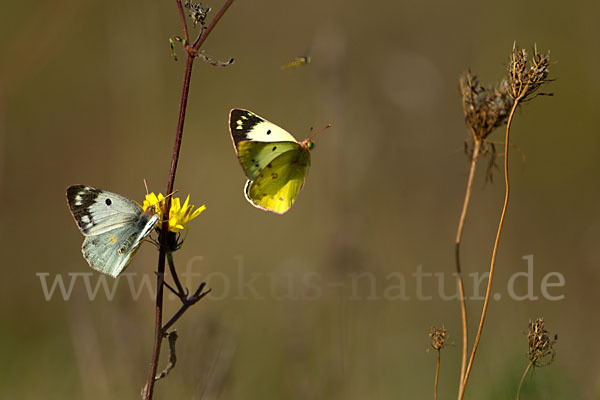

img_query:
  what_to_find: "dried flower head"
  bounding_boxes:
[507,44,552,101]
[460,70,514,141]
[429,326,448,351]
[184,1,211,28]
[527,318,557,367]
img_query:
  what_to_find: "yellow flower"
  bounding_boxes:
[142,192,206,233]
[142,192,166,215]
[168,195,206,232]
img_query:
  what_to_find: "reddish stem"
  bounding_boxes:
[144,52,195,400]
[175,0,190,43]
[193,0,235,50]
[143,1,236,398]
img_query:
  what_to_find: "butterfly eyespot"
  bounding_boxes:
[266,129,271,135]
[109,235,117,244]
[267,163,272,168]
[272,146,277,151]
[105,198,112,206]
[279,197,284,201]
[272,173,278,179]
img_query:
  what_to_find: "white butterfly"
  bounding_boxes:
[66,185,159,277]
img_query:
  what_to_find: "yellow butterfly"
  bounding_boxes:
[228,109,315,214]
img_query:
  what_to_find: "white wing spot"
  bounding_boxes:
[81,215,90,224]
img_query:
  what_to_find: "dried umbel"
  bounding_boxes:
[460,70,514,141]
[429,326,448,351]
[507,44,552,101]
[528,318,557,367]
[184,1,211,28]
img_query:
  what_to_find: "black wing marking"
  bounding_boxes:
[67,185,102,234]
[229,109,264,147]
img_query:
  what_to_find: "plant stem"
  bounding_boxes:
[434,350,441,400]
[143,1,235,398]
[516,361,533,400]
[458,98,522,399]
[175,0,190,43]
[162,283,211,333]
[455,137,481,393]
[167,250,186,298]
[193,0,236,50]
[143,49,195,400]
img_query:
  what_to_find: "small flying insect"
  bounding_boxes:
[281,46,314,70]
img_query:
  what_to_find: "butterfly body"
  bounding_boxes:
[229,109,314,214]
[66,185,158,277]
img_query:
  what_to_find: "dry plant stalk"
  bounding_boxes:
[516,318,557,399]
[458,44,552,400]
[154,331,179,382]
[429,326,448,400]
[455,71,513,392]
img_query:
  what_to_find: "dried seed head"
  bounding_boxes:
[507,44,552,101]
[460,70,514,141]
[429,326,448,351]
[528,318,557,367]
[184,1,211,28]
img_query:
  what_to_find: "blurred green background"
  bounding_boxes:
[1,0,598,398]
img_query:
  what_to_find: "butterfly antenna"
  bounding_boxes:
[143,180,180,199]
[142,179,178,212]
[155,191,178,215]
[308,123,332,141]
[163,190,179,202]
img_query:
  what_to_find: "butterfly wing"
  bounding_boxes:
[237,140,301,180]
[229,109,297,150]
[81,212,159,277]
[67,185,143,235]
[245,146,311,214]
[67,185,159,277]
